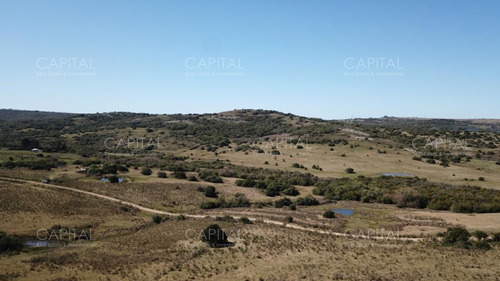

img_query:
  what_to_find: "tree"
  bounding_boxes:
[285,216,293,223]
[141,167,152,176]
[0,232,23,253]
[274,197,292,208]
[282,186,300,196]
[442,227,471,248]
[323,210,336,218]
[473,230,488,241]
[108,175,119,183]
[492,232,500,242]
[204,186,218,198]
[152,215,162,224]
[345,167,355,174]
[201,224,229,247]
[239,217,253,224]
[172,171,187,179]
[157,171,167,178]
[295,195,319,206]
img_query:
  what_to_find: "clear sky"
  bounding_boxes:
[1,0,499,119]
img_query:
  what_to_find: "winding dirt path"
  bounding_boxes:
[0,177,424,242]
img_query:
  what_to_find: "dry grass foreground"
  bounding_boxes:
[1,177,500,280]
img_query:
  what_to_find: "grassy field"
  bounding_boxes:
[2,201,500,280]
[187,139,500,190]
[1,112,500,280]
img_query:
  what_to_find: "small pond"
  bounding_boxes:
[381,173,414,177]
[331,209,355,216]
[24,241,49,247]
[101,177,124,183]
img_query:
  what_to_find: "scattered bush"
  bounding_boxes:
[204,186,218,198]
[157,171,167,178]
[323,210,336,218]
[282,186,300,196]
[201,224,230,247]
[108,175,119,183]
[200,194,251,209]
[441,227,471,248]
[172,171,187,179]
[141,167,152,176]
[473,230,488,240]
[474,240,492,250]
[239,217,253,224]
[274,197,292,208]
[295,195,319,206]
[152,215,162,224]
[0,232,23,253]
[199,170,224,183]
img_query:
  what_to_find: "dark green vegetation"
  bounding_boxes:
[201,224,231,247]
[323,210,336,218]
[313,176,500,213]
[0,231,23,253]
[199,193,251,209]
[1,156,65,171]
[152,215,162,224]
[1,109,499,214]
[439,227,498,250]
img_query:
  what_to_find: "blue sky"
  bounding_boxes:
[1,0,499,119]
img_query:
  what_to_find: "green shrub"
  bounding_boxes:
[473,230,488,240]
[172,171,187,179]
[282,186,300,196]
[157,171,167,178]
[239,217,253,224]
[274,197,292,208]
[492,232,500,242]
[295,195,319,206]
[0,232,23,253]
[442,227,471,248]
[141,167,152,176]
[285,216,293,223]
[152,215,162,224]
[201,224,230,247]
[204,186,218,198]
[200,201,221,209]
[323,210,336,218]
[199,170,223,183]
[474,240,492,250]
[108,175,119,183]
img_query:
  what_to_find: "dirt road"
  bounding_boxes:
[0,176,424,242]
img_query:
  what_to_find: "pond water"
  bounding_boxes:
[101,177,124,183]
[381,173,414,177]
[24,240,49,247]
[331,209,355,216]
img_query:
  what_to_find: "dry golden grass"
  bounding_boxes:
[397,209,500,233]
[1,177,500,280]
[2,217,500,281]
[185,140,500,190]
[0,180,144,236]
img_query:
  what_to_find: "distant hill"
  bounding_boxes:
[0,109,78,121]
[348,117,500,133]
